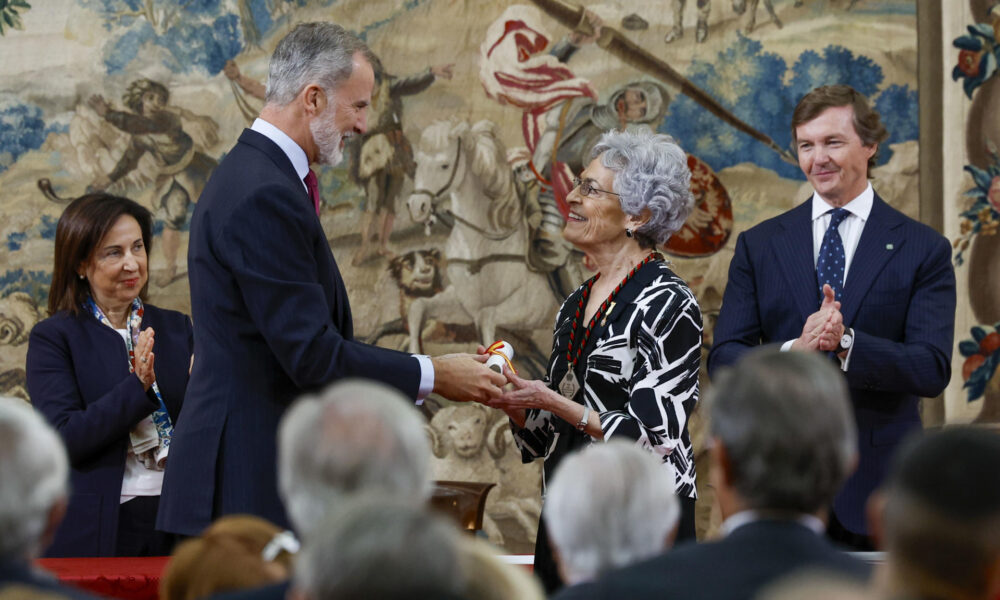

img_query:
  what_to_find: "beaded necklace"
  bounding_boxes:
[558,251,661,399]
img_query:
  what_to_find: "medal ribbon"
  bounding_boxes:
[565,252,661,369]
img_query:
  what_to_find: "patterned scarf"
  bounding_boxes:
[84,296,174,470]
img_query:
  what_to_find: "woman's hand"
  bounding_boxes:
[134,327,156,391]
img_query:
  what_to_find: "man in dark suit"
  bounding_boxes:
[0,397,100,599]
[869,427,1000,600]
[707,84,956,549]
[158,22,505,536]
[595,349,869,600]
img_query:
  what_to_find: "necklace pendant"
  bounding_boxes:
[559,370,580,399]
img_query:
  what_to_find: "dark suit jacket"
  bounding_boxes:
[158,129,421,535]
[707,195,956,534]
[206,580,289,600]
[1,560,102,599]
[26,305,192,557]
[593,520,870,600]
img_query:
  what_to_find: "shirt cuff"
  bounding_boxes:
[780,339,795,352]
[414,354,434,405]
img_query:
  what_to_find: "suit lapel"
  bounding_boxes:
[840,194,904,326]
[770,200,818,322]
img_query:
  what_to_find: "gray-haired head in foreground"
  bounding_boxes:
[709,348,856,514]
[0,396,68,561]
[545,441,680,584]
[881,427,1000,599]
[590,130,694,249]
[294,496,464,600]
[265,22,377,106]
[278,379,432,535]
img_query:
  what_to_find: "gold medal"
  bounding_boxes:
[559,370,580,399]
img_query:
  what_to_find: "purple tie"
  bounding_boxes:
[304,169,320,216]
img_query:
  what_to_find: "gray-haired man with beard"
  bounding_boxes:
[159,22,504,537]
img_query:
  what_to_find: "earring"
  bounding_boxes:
[625,228,634,238]
[78,274,85,280]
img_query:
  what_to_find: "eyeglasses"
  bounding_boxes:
[572,177,619,198]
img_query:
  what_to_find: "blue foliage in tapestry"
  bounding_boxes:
[0,269,51,308]
[80,0,247,75]
[6,216,58,251]
[660,36,918,180]
[0,101,65,174]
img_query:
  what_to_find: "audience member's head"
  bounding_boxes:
[544,440,680,585]
[278,379,432,535]
[159,514,296,600]
[0,396,69,563]
[456,536,544,600]
[709,348,857,518]
[292,496,465,600]
[872,427,1000,600]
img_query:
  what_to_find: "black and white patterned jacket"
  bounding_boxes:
[511,260,701,499]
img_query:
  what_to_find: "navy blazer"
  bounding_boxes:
[26,305,193,557]
[708,195,956,534]
[593,520,870,600]
[158,129,421,536]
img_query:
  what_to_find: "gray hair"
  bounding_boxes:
[294,496,464,600]
[881,427,1000,599]
[544,441,680,584]
[590,130,694,249]
[0,396,68,561]
[709,349,856,514]
[278,379,432,536]
[265,22,376,106]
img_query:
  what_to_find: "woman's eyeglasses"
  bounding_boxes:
[572,177,620,198]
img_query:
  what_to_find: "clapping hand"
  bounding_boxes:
[134,327,156,391]
[793,284,844,352]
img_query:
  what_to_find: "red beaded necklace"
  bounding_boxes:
[565,251,661,367]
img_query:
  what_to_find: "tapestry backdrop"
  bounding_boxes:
[0,0,930,548]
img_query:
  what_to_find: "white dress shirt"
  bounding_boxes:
[781,183,873,369]
[250,119,434,401]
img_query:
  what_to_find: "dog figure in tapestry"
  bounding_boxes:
[406,119,559,355]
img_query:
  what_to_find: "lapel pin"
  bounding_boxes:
[886,243,894,250]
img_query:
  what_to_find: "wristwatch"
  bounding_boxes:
[835,328,854,354]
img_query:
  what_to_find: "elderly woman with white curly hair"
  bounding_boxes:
[490,130,701,593]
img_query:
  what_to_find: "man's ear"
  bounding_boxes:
[301,83,326,117]
[710,438,733,488]
[866,489,886,551]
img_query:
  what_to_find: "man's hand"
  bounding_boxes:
[223,59,241,81]
[792,284,844,352]
[87,95,109,117]
[431,353,506,403]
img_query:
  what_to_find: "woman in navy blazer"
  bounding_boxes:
[26,193,193,557]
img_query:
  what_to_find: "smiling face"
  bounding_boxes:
[79,214,147,314]
[794,104,876,207]
[310,53,374,167]
[563,155,632,253]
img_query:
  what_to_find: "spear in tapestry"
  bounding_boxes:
[529,0,798,165]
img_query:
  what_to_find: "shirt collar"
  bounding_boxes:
[810,182,874,222]
[721,510,826,537]
[251,118,310,182]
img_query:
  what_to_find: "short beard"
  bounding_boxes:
[310,107,345,167]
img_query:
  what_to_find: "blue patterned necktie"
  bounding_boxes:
[817,207,850,301]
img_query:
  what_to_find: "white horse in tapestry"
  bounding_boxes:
[406,119,558,354]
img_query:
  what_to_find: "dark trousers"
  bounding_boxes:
[116,496,177,557]
[535,495,697,595]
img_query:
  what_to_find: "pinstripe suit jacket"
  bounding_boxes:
[707,194,956,534]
